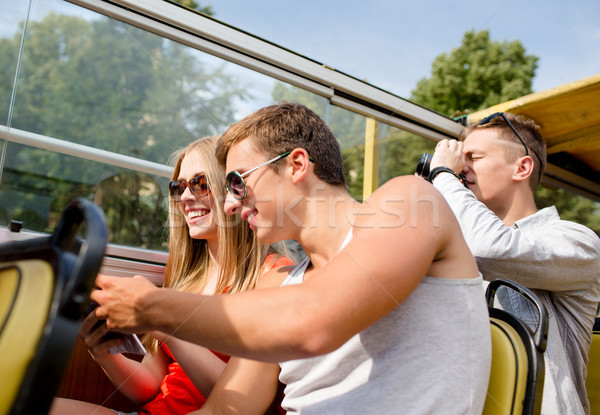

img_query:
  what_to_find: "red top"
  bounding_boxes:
[138,254,293,414]
[138,344,227,414]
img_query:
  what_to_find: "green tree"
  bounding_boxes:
[411,30,538,117]
[535,187,600,235]
[0,12,247,247]
[5,14,245,163]
[171,0,214,15]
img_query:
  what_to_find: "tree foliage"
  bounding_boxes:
[535,187,600,235]
[171,0,214,16]
[411,30,538,117]
[5,13,244,162]
[0,12,246,247]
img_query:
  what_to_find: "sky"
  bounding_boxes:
[206,0,600,99]
[1,0,599,101]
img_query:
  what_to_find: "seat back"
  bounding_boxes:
[483,279,548,415]
[585,317,600,412]
[0,199,107,415]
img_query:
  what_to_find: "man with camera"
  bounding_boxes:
[426,112,600,414]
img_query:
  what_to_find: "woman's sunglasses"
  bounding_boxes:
[169,173,209,202]
[225,152,291,201]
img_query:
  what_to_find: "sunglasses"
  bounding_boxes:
[225,152,291,200]
[169,173,209,202]
[479,112,529,156]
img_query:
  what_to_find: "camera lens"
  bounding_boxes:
[416,153,432,178]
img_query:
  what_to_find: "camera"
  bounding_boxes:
[415,152,467,187]
[415,153,433,179]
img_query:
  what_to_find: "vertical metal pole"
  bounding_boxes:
[362,117,379,200]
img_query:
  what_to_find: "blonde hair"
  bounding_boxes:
[144,136,269,353]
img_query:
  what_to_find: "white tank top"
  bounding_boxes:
[278,232,491,414]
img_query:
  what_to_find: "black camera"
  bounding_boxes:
[415,153,433,179]
[415,152,467,187]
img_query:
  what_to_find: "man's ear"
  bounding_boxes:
[513,156,534,183]
[288,148,311,184]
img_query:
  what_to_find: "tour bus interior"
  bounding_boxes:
[0,0,599,413]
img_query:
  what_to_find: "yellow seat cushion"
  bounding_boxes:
[586,330,600,412]
[0,260,54,414]
[483,318,529,415]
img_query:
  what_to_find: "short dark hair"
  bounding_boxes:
[460,113,546,191]
[216,102,346,187]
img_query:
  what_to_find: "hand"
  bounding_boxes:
[431,139,465,173]
[91,274,159,334]
[79,310,124,359]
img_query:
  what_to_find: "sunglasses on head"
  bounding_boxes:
[479,112,529,156]
[225,152,291,201]
[169,173,209,202]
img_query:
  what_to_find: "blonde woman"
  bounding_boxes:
[50,136,291,415]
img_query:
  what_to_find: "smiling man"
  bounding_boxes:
[430,112,600,415]
[93,102,491,414]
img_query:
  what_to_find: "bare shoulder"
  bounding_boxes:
[356,175,450,230]
[256,265,295,289]
[360,175,478,280]
[372,175,443,200]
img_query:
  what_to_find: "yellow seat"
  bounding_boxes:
[0,261,54,415]
[585,318,600,412]
[483,279,548,415]
[0,199,107,415]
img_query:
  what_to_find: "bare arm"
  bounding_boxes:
[80,312,167,406]
[150,263,292,396]
[193,265,288,415]
[431,138,600,292]
[93,177,473,361]
[432,174,600,292]
[153,333,226,397]
[194,357,281,415]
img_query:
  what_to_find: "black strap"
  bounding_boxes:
[428,166,460,183]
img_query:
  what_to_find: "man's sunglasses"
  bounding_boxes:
[479,112,529,156]
[225,152,291,201]
[169,173,209,202]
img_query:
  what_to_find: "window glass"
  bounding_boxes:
[0,1,365,248]
[0,0,30,124]
[1,141,170,250]
[377,125,436,184]
[331,106,367,201]
[0,1,457,249]
[5,9,245,163]
[270,82,366,200]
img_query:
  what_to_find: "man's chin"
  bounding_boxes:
[472,189,486,203]
[255,226,284,245]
